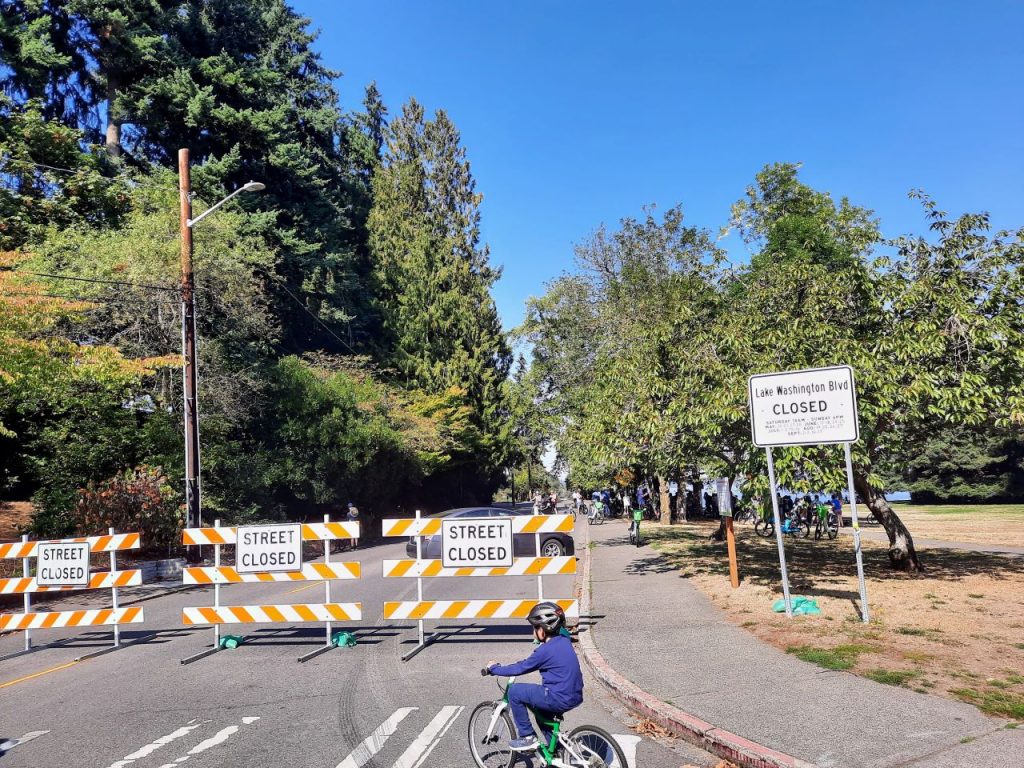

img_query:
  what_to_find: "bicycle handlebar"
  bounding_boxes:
[481,667,491,676]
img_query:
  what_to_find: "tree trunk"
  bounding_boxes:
[678,486,688,522]
[106,78,122,157]
[658,475,672,525]
[852,468,923,572]
[709,518,726,542]
[692,480,703,516]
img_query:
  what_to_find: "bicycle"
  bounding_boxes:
[628,508,642,547]
[780,509,809,538]
[732,501,758,524]
[587,501,606,525]
[755,508,809,538]
[469,671,628,768]
[813,508,839,540]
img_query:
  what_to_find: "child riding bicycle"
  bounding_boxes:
[484,603,584,752]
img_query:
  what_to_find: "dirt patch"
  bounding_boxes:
[644,520,1024,721]
[0,501,31,541]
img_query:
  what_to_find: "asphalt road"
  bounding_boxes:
[0,527,717,768]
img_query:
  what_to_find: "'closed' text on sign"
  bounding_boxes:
[441,518,514,568]
[236,523,302,573]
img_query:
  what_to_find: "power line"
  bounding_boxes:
[5,269,178,292]
[0,157,129,181]
[274,280,359,356]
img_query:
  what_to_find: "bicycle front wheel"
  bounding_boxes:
[826,514,839,539]
[467,701,514,768]
[561,725,629,767]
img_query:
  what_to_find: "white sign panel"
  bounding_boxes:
[236,523,302,573]
[715,478,733,517]
[441,518,514,568]
[748,365,859,447]
[37,542,90,587]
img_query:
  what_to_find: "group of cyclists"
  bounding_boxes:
[568,486,653,522]
[752,492,846,539]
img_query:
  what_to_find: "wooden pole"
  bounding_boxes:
[179,149,201,558]
[725,517,739,588]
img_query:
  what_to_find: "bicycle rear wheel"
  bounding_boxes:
[826,514,839,539]
[561,724,629,767]
[467,701,514,768]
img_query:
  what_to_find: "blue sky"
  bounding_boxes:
[294,1,1024,330]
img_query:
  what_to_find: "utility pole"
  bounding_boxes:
[179,148,201,546]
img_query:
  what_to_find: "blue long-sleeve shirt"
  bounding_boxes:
[489,635,584,710]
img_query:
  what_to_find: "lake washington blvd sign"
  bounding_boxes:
[236,523,302,573]
[441,518,514,568]
[748,365,859,447]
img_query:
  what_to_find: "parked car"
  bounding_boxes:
[405,506,575,559]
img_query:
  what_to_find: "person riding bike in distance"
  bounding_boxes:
[484,602,584,752]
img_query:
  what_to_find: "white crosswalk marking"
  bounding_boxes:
[104,720,206,768]
[613,733,642,768]
[391,705,463,768]
[335,707,417,768]
[154,717,259,768]
[6,731,48,751]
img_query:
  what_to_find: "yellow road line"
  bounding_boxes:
[284,582,317,595]
[0,659,80,689]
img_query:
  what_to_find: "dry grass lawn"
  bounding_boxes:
[885,502,1024,547]
[644,518,1024,721]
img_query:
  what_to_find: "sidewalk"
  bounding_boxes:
[578,521,1023,768]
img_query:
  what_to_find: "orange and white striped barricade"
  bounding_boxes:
[0,528,145,662]
[180,516,361,663]
[381,508,578,660]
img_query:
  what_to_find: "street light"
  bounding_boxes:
[188,181,265,227]
[178,148,264,543]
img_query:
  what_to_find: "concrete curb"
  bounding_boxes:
[574,526,818,768]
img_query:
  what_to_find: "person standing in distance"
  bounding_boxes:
[346,502,360,550]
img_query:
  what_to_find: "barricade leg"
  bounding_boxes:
[401,510,435,662]
[297,513,338,663]
[22,534,31,653]
[181,520,224,665]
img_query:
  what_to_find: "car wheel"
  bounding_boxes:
[541,538,565,558]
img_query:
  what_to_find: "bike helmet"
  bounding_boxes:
[527,602,565,633]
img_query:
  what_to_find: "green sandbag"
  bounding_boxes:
[331,631,357,648]
[220,634,243,649]
[772,596,821,615]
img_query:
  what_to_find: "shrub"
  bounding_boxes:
[74,466,183,549]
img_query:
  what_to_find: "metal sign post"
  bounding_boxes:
[749,365,869,622]
[764,451,793,616]
[844,443,870,623]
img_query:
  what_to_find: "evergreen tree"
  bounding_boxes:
[369,98,510,500]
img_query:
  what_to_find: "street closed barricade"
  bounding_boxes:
[180,516,362,663]
[382,510,578,660]
[0,529,144,661]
